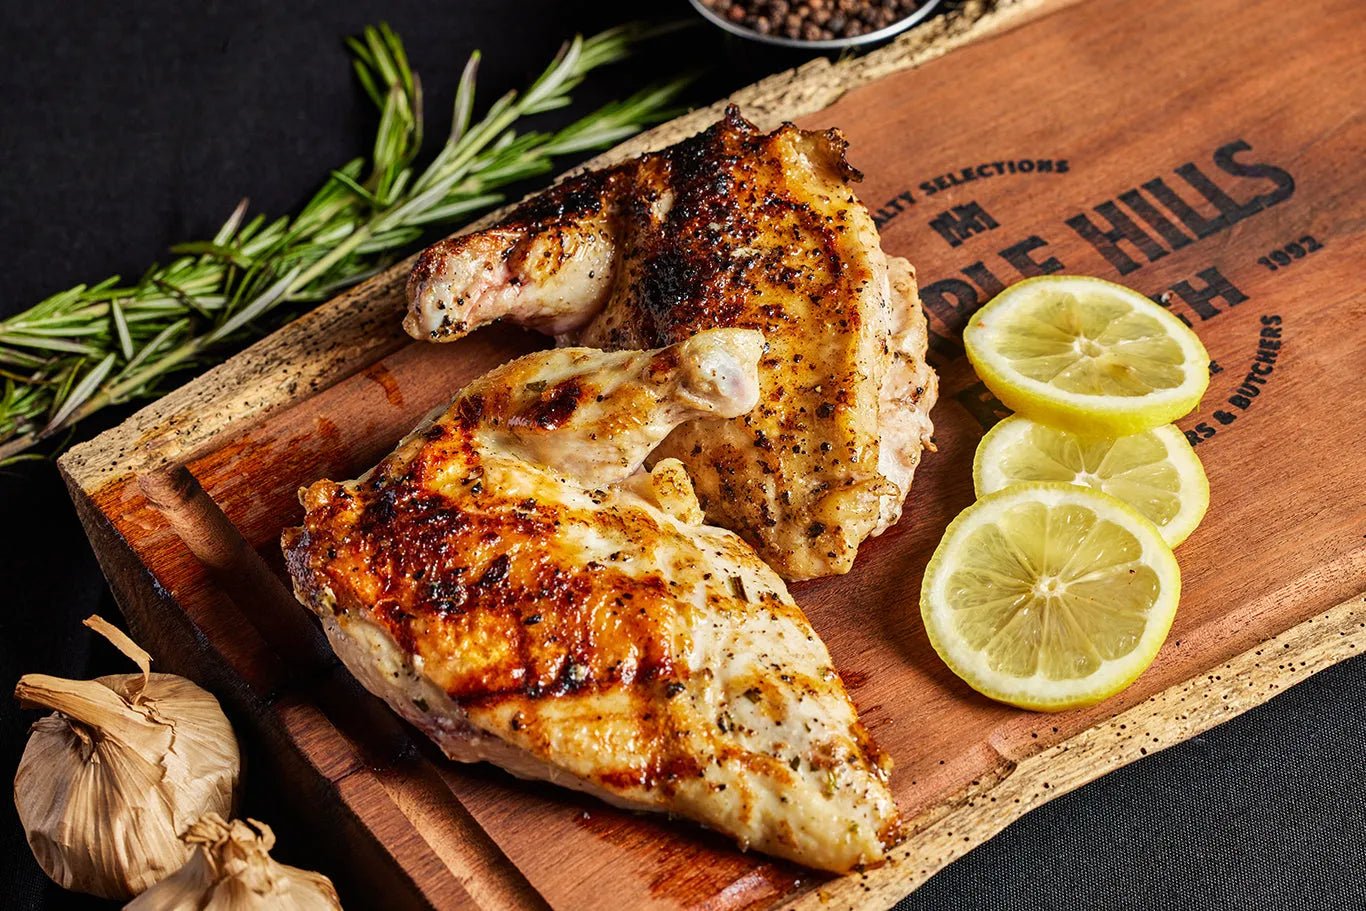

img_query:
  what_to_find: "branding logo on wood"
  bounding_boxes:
[889,139,1307,438]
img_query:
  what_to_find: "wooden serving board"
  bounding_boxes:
[59,0,1366,907]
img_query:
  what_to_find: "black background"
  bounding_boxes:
[1,1,1363,909]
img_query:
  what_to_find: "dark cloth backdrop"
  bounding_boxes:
[1,2,1361,908]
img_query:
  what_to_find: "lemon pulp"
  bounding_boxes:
[991,290,1187,396]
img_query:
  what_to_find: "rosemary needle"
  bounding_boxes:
[0,22,688,464]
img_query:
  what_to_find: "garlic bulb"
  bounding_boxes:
[13,616,240,900]
[126,813,342,910]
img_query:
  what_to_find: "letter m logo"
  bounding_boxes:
[928,202,1000,248]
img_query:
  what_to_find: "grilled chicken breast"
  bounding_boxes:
[405,106,937,581]
[283,329,900,872]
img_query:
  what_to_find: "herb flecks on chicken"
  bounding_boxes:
[405,106,937,580]
[283,329,900,872]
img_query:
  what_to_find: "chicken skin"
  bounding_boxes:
[405,106,937,581]
[283,329,900,872]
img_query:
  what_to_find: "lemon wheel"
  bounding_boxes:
[963,275,1209,435]
[973,416,1209,547]
[920,482,1180,711]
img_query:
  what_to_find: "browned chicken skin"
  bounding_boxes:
[283,330,900,872]
[406,106,937,580]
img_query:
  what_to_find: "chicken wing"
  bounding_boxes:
[405,106,937,580]
[283,329,900,872]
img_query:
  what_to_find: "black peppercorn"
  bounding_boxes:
[700,0,924,41]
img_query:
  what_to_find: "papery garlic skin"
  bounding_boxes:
[125,814,342,911]
[14,617,240,900]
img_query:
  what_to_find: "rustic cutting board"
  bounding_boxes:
[58,0,1366,907]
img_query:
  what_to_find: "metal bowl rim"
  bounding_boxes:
[686,0,944,50]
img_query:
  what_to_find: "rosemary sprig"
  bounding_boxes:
[0,22,686,463]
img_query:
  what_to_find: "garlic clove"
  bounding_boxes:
[13,616,240,900]
[125,813,342,910]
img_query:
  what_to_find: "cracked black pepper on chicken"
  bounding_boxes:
[405,106,937,580]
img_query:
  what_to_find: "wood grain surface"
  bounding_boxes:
[59,0,1366,908]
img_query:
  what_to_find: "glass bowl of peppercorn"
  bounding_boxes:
[690,0,943,49]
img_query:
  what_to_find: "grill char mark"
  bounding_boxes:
[295,476,682,709]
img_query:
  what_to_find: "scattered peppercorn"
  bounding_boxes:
[700,0,925,41]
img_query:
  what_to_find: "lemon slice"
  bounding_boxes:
[921,482,1180,711]
[973,416,1209,547]
[963,275,1209,435]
